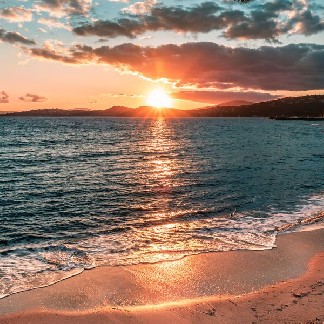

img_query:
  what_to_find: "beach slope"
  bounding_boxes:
[0,228,323,323]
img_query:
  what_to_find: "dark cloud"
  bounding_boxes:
[288,9,324,35]
[30,47,80,63]
[0,28,35,45]
[224,1,292,41]
[73,1,324,41]
[29,42,324,91]
[74,2,223,38]
[19,93,47,102]
[173,90,278,104]
[0,91,9,103]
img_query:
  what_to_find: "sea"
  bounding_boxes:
[0,117,323,299]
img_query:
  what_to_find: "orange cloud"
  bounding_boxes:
[19,93,47,102]
[0,91,9,103]
[29,42,324,91]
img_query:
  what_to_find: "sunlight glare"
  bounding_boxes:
[146,88,173,108]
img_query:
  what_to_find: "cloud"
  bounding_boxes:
[30,43,94,64]
[28,41,324,92]
[102,92,144,98]
[173,91,278,104]
[73,2,223,38]
[38,17,71,30]
[73,0,324,41]
[121,0,158,15]
[225,0,324,40]
[223,1,290,41]
[34,0,92,17]
[0,6,33,22]
[0,28,35,45]
[0,91,9,103]
[19,93,47,102]
[288,9,324,35]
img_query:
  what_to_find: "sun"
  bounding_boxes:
[146,88,173,108]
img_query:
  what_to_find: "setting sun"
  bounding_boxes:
[146,88,173,108]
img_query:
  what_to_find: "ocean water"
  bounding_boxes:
[0,117,323,298]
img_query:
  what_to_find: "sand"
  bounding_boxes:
[0,228,323,323]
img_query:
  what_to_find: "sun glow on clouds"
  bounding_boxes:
[146,88,173,108]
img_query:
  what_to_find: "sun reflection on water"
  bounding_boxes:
[134,118,192,261]
[144,118,180,195]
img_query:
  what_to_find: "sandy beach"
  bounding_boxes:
[0,227,323,323]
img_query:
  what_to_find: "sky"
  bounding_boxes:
[0,0,324,111]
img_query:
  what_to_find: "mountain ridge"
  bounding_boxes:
[2,95,324,118]
[217,100,254,107]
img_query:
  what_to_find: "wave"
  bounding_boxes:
[0,192,323,300]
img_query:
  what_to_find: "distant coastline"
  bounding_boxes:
[269,117,324,120]
[1,95,324,118]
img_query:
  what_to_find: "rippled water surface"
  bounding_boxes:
[0,117,323,298]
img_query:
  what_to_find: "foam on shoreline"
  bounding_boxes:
[0,227,323,319]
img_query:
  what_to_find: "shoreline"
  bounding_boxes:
[0,227,323,323]
[1,218,323,300]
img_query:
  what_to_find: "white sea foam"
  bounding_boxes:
[1,193,322,300]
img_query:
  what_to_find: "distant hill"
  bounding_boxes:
[2,106,189,118]
[195,95,324,117]
[217,100,254,107]
[3,95,324,118]
[192,95,324,118]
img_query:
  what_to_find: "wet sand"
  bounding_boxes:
[0,228,323,323]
